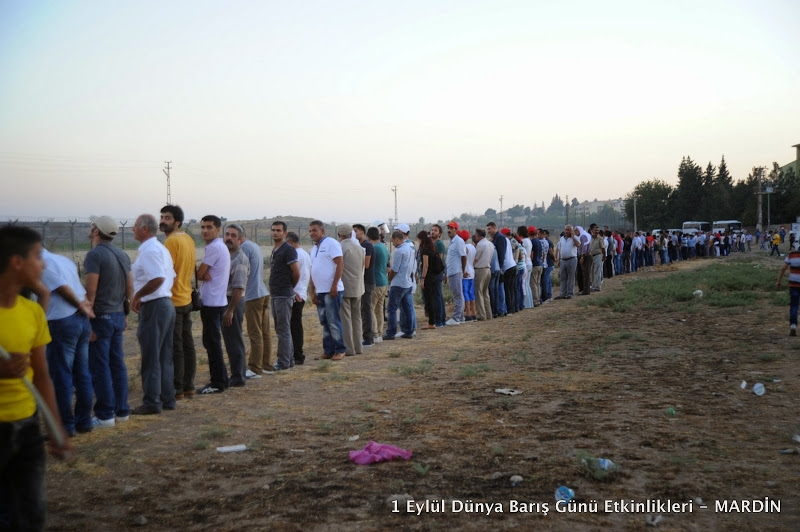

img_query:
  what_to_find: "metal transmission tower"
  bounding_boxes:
[164,161,172,204]
[499,195,504,227]
[391,186,398,227]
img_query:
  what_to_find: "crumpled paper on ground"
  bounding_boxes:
[349,441,412,465]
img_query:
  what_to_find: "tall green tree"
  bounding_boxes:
[712,155,734,220]
[701,162,716,219]
[623,179,674,231]
[546,194,565,216]
[669,157,705,226]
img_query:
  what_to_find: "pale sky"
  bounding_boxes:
[1,0,798,225]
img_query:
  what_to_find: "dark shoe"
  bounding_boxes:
[164,403,177,411]
[75,426,92,435]
[175,393,185,400]
[294,358,305,365]
[382,335,396,341]
[316,354,333,360]
[229,381,246,387]
[362,341,374,347]
[183,389,195,397]
[331,353,345,361]
[400,333,414,339]
[131,404,162,416]
[197,384,224,394]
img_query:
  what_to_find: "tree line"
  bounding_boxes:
[623,156,800,231]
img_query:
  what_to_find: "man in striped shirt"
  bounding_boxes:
[776,244,800,336]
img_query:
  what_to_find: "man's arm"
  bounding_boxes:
[290,261,300,287]
[55,285,95,318]
[196,263,212,282]
[29,280,51,313]
[84,273,98,306]
[223,288,244,327]
[131,277,165,313]
[777,262,790,287]
[364,254,371,270]
[330,256,343,296]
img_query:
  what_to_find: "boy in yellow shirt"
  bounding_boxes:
[0,225,72,530]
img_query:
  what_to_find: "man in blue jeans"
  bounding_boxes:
[84,216,132,428]
[308,220,347,360]
[383,230,416,340]
[40,248,96,435]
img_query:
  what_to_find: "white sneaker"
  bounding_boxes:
[374,336,383,343]
[245,369,262,379]
[90,416,115,428]
[445,318,461,326]
[116,415,130,422]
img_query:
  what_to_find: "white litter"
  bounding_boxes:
[216,444,247,453]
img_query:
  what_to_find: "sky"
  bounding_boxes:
[1,0,799,225]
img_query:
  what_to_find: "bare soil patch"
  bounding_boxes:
[46,254,800,531]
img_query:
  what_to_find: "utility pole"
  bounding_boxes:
[565,195,569,225]
[391,186,398,227]
[163,161,172,204]
[499,195,504,227]
[756,166,764,232]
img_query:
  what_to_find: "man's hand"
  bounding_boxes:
[223,309,234,327]
[0,351,31,378]
[78,300,95,319]
[330,285,338,298]
[131,295,142,314]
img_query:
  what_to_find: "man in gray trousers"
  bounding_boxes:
[269,221,299,370]
[131,214,176,415]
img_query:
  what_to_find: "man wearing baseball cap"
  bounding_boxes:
[84,216,133,427]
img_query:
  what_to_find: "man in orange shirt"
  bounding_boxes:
[160,205,197,399]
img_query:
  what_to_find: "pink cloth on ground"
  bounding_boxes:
[349,441,413,465]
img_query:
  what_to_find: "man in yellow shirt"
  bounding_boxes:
[159,205,198,399]
[0,225,72,530]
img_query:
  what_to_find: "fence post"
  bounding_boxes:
[120,220,128,250]
[42,220,49,250]
[69,219,77,261]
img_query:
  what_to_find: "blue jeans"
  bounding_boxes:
[790,287,799,326]
[89,312,130,421]
[489,271,500,317]
[541,265,553,301]
[0,414,46,531]
[47,313,93,434]
[315,292,346,355]
[386,286,414,336]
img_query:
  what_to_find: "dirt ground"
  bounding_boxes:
[45,253,800,531]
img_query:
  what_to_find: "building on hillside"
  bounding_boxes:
[575,198,625,216]
[780,143,800,177]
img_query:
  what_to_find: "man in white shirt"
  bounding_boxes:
[41,249,95,435]
[555,225,580,299]
[287,232,311,365]
[308,220,346,360]
[131,213,176,415]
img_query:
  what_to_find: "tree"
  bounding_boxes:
[624,179,673,231]
[418,217,425,225]
[669,157,704,226]
[484,208,497,218]
[571,197,579,207]
[546,194,565,216]
[712,156,734,220]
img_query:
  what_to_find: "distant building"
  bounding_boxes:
[575,198,625,215]
[780,143,800,177]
